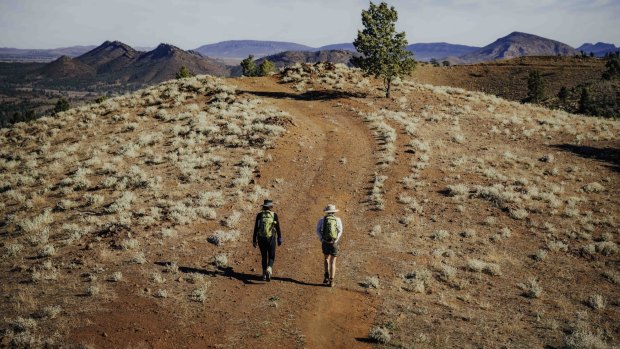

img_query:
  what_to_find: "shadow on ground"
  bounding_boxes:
[552,144,620,173]
[155,261,324,287]
[240,89,366,101]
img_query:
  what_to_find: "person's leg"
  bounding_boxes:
[268,236,276,268]
[330,256,337,280]
[265,236,276,281]
[258,238,268,277]
[323,254,330,283]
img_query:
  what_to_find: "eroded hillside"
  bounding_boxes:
[1,64,618,348]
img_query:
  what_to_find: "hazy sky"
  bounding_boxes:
[0,0,618,49]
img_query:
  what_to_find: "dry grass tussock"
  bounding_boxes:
[281,62,370,92]
[0,75,291,344]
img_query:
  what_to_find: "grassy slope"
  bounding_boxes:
[413,56,618,118]
[0,64,618,348]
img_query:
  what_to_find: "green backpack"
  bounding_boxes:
[258,211,276,238]
[322,215,338,242]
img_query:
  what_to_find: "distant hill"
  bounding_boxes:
[577,42,619,57]
[125,43,229,83]
[413,55,614,116]
[194,40,315,59]
[317,43,356,51]
[407,43,480,61]
[458,32,577,64]
[230,50,356,76]
[0,45,96,62]
[75,41,140,74]
[38,55,95,79]
[34,41,229,85]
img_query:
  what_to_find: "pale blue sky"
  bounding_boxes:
[0,0,618,49]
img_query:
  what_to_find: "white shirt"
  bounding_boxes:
[316,215,343,243]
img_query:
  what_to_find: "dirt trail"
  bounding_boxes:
[232,77,378,348]
[65,77,378,348]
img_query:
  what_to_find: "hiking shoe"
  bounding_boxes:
[329,278,334,288]
[266,267,272,282]
[262,273,267,281]
[323,272,330,284]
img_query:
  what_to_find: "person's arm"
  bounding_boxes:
[316,218,324,241]
[335,217,343,243]
[274,212,282,240]
[252,213,260,245]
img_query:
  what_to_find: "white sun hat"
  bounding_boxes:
[323,204,339,213]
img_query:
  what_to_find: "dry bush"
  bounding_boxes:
[519,278,542,298]
[587,294,606,310]
[445,184,469,197]
[360,276,380,289]
[154,289,168,298]
[369,225,382,237]
[368,326,391,344]
[431,230,450,241]
[466,259,502,276]
[207,230,240,246]
[190,287,208,303]
[582,182,605,193]
[107,271,123,282]
[224,211,242,228]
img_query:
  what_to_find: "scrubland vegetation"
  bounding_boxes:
[0,75,291,346]
[278,62,619,347]
[0,58,617,347]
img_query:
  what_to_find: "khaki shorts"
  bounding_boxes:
[322,241,339,256]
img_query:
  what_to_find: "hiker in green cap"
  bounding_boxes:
[253,199,282,281]
[316,204,343,287]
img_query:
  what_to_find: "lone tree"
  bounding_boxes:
[352,1,415,98]
[526,70,545,103]
[241,55,257,77]
[176,66,191,79]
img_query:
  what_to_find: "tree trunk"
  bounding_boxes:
[385,78,391,98]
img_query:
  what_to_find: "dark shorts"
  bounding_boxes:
[322,241,339,256]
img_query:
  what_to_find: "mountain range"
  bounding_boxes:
[32,41,229,85]
[194,40,316,60]
[407,43,480,61]
[10,31,619,87]
[194,40,481,62]
[6,32,616,64]
[577,42,620,57]
[0,45,97,62]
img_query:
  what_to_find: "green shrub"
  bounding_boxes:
[241,55,257,77]
[526,71,544,103]
[176,66,192,79]
[258,59,275,76]
[52,98,70,115]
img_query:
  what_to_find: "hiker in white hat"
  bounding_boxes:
[316,204,343,287]
[253,199,283,281]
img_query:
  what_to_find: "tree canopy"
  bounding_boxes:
[352,1,415,98]
[241,55,257,77]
